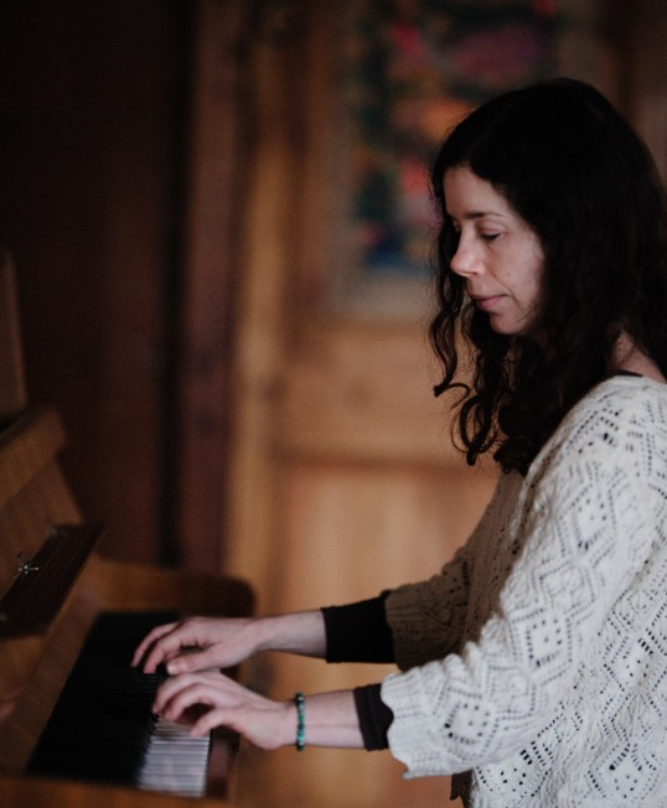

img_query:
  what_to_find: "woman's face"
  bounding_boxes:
[444,166,545,337]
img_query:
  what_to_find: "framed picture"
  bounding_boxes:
[328,0,562,320]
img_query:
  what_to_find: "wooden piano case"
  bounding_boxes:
[0,254,254,806]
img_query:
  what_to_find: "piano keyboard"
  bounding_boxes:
[137,713,211,796]
[29,611,214,797]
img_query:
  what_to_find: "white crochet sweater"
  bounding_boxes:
[381,375,667,807]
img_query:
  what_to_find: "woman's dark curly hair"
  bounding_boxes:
[430,78,667,474]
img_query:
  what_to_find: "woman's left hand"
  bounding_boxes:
[153,671,295,750]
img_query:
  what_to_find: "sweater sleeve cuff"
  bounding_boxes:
[321,592,394,663]
[354,683,393,750]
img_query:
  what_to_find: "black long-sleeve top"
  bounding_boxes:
[320,593,395,750]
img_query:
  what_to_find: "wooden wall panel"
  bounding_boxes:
[0,2,192,565]
[170,0,250,571]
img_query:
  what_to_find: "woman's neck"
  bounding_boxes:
[612,332,666,382]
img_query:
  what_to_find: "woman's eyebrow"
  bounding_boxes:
[450,210,507,222]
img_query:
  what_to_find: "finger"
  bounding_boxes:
[141,626,198,674]
[131,624,170,667]
[159,681,228,723]
[151,673,194,715]
[189,707,234,737]
[152,672,220,715]
[165,647,221,676]
[131,622,178,669]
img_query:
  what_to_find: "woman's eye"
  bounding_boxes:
[481,232,500,242]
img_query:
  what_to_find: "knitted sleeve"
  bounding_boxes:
[383,547,472,671]
[380,391,650,777]
[384,472,518,671]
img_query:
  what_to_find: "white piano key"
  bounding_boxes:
[136,715,211,797]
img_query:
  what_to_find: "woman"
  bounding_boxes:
[133,78,667,806]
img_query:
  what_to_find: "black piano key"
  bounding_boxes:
[29,610,180,787]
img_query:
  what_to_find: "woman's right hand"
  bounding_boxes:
[131,610,327,675]
[132,616,261,675]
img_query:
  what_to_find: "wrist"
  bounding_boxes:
[280,690,365,750]
[252,615,289,654]
[294,691,306,751]
[275,698,300,750]
[275,693,306,751]
[253,612,327,657]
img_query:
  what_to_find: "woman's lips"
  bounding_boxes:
[472,295,504,312]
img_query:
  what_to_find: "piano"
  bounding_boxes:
[0,254,255,807]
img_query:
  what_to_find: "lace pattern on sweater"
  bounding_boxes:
[382,377,667,807]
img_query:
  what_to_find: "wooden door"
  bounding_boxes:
[224,5,496,807]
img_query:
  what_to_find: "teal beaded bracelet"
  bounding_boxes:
[294,691,306,751]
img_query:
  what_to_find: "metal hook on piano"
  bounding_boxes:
[15,551,39,577]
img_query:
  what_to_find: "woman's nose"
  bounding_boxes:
[450,238,481,277]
